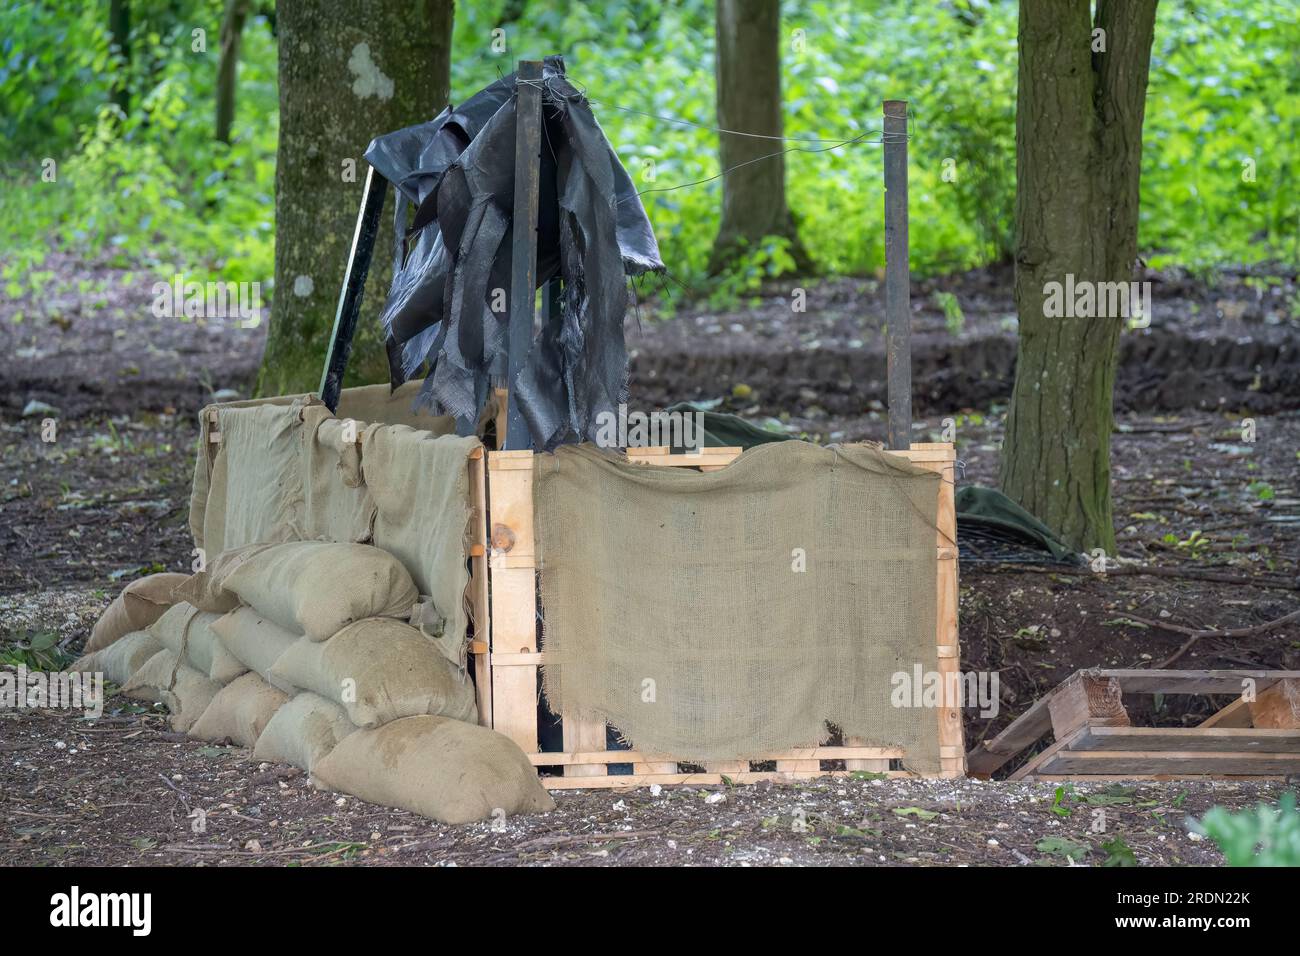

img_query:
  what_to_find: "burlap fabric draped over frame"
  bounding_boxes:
[187,385,479,668]
[535,442,943,773]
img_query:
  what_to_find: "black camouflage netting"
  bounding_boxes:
[363,55,663,450]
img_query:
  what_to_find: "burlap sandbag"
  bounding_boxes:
[189,671,290,748]
[312,716,555,824]
[85,573,189,653]
[535,441,944,772]
[253,692,356,773]
[148,602,247,684]
[69,630,161,685]
[219,541,418,642]
[209,606,300,693]
[172,543,276,613]
[267,617,477,728]
[121,648,222,731]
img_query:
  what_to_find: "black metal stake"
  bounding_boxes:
[502,59,544,449]
[319,164,388,412]
[883,99,912,450]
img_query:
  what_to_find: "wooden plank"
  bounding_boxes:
[562,716,607,778]
[1047,673,1130,740]
[528,747,907,766]
[1034,774,1291,782]
[1008,727,1085,782]
[540,770,909,791]
[1035,750,1300,777]
[704,760,750,776]
[1198,697,1254,729]
[1088,669,1300,695]
[486,450,538,753]
[626,449,742,468]
[486,453,534,560]
[970,668,1300,777]
[915,450,964,777]
[467,448,492,728]
[843,735,889,774]
[1248,678,1300,729]
[1068,726,1300,754]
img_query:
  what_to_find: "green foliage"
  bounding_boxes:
[1193,793,1300,867]
[0,0,276,292]
[0,629,74,672]
[0,0,1294,299]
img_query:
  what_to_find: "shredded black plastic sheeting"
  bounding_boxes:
[363,56,664,450]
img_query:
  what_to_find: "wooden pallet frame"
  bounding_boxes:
[966,669,1300,781]
[466,442,963,789]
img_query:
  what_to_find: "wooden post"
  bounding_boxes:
[502,60,544,450]
[319,165,388,412]
[883,99,911,451]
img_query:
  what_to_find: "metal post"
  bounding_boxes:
[503,59,544,449]
[319,164,388,412]
[883,99,911,450]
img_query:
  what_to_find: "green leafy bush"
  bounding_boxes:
[1192,792,1300,867]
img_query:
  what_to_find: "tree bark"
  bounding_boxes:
[999,0,1157,554]
[109,0,130,117]
[216,0,251,144]
[709,0,811,275]
[257,0,455,397]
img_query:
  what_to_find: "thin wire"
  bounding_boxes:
[514,73,911,205]
[626,128,886,204]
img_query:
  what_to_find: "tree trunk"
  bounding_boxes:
[709,0,811,275]
[257,0,455,397]
[216,0,251,144]
[109,0,130,117]
[999,0,1157,554]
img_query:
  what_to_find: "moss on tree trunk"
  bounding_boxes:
[1000,0,1157,554]
[257,0,454,397]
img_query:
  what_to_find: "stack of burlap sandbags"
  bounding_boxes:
[69,541,553,824]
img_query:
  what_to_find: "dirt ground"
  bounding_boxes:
[1,252,1297,866]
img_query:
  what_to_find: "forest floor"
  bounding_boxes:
[1,253,1297,866]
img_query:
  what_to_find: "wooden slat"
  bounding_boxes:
[1086,669,1300,695]
[541,770,910,790]
[843,735,888,774]
[626,448,742,468]
[1035,750,1300,776]
[1198,697,1254,728]
[562,716,607,778]
[913,449,964,777]
[1067,726,1300,754]
[467,448,492,728]
[487,454,534,560]
[704,760,751,776]
[1249,678,1300,729]
[531,746,905,766]
[1047,674,1130,740]
[486,452,538,753]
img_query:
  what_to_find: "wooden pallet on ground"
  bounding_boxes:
[966,668,1300,781]
[466,442,964,789]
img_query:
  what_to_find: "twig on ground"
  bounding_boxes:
[1119,608,1300,668]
